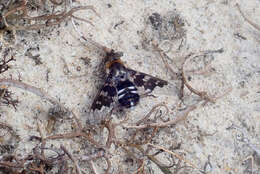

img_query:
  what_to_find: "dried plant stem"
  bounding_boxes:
[181,68,215,103]
[70,7,110,52]
[3,0,27,19]
[148,143,203,173]
[146,154,173,174]
[104,157,111,174]
[105,120,117,148]
[152,42,179,80]
[181,52,219,103]
[61,145,82,174]
[71,110,83,130]
[124,104,197,129]
[0,161,23,168]
[89,160,98,174]
[45,131,103,148]
[236,3,260,31]
[134,160,145,174]
[2,1,98,31]
[0,78,63,107]
[81,150,105,161]
[135,102,168,125]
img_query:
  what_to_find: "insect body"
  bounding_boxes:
[71,22,174,124]
[117,79,139,108]
[91,50,168,112]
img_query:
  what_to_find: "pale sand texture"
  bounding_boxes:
[0,0,259,173]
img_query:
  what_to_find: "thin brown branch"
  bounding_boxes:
[70,110,83,131]
[124,104,197,129]
[152,42,179,80]
[236,3,260,31]
[105,120,117,148]
[81,150,105,161]
[146,154,173,174]
[45,131,82,140]
[104,157,111,174]
[135,102,168,125]
[0,78,66,109]
[134,159,145,174]
[148,143,203,173]
[2,1,98,31]
[181,68,215,103]
[89,160,98,174]
[58,160,69,174]
[27,163,44,174]
[0,161,23,168]
[49,0,64,5]
[45,131,103,148]
[3,0,27,19]
[181,54,216,103]
[61,145,82,174]
[144,127,159,144]
[71,15,94,26]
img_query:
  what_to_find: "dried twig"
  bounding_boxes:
[134,159,145,174]
[124,103,197,129]
[181,66,215,103]
[236,3,260,31]
[148,143,203,173]
[61,145,82,174]
[0,88,19,109]
[45,131,103,149]
[69,5,109,52]
[0,78,65,108]
[135,102,168,125]
[104,157,111,174]
[152,42,180,80]
[104,120,117,148]
[57,160,69,174]
[0,55,15,73]
[180,49,224,104]
[81,150,105,161]
[0,0,99,31]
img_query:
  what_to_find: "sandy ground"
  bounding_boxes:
[0,0,259,173]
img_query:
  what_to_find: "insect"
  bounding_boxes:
[90,49,169,119]
[71,21,176,124]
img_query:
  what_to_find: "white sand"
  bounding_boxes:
[0,0,259,173]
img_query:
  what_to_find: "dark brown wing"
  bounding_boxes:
[126,68,168,92]
[87,76,119,125]
[91,80,117,111]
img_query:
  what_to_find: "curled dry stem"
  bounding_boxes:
[135,102,169,125]
[1,0,99,31]
[147,143,203,173]
[124,103,197,129]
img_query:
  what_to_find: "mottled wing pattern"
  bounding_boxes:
[126,68,168,93]
[88,77,118,124]
[91,81,117,110]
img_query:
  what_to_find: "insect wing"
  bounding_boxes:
[88,78,118,124]
[91,82,117,110]
[126,68,179,97]
[127,68,167,91]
